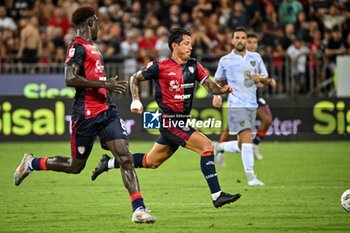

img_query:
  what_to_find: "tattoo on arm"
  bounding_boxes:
[202,78,226,95]
[130,70,146,100]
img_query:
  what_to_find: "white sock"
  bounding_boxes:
[107,158,116,169]
[211,190,222,201]
[221,140,240,153]
[246,171,256,181]
[28,157,34,171]
[241,143,254,175]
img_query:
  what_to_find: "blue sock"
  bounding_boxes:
[200,155,221,194]
[130,192,145,211]
[31,158,41,170]
[113,153,145,168]
[132,198,145,211]
[133,153,145,168]
[253,135,262,145]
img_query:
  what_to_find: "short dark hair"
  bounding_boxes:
[233,26,247,36]
[168,28,191,52]
[247,33,257,39]
[72,7,95,26]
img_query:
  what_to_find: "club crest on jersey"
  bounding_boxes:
[239,121,245,127]
[250,61,256,67]
[77,146,85,155]
[188,66,194,73]
[169,80,180,92]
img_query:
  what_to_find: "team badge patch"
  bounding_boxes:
[77,146,86,155]
[188,66,194,73]
[250,61,256,67]
[65,48,75,63]
[239,121,245,127]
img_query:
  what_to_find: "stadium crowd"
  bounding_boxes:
[1,0,350,95]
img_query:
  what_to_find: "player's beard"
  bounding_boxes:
[235,43,245,52]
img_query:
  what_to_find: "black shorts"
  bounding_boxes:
[71,107,128,159]
[157,118,196,149]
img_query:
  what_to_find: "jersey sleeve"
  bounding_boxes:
[214,58,226,81]
[65,44,85,67]
[141,61,159,80]
[196,61,209,84]
[257,54,268,77]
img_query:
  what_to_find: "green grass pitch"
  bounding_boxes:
[1,141,350,233]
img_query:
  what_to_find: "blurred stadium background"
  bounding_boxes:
[1,0,350,232]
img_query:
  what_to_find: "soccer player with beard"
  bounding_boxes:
[92,28,241,208]
[212,27,273,186]
[214,33,276,162]
[13,7,156,224]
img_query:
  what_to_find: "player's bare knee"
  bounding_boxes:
[66,159,85,174]
[68,165,84,174]
[199,141,214,154]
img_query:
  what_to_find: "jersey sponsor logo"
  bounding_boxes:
[77,146,85,155]
[243,70,251,79]
[95,60,104,73]
[188,66,194,73]
[169,80,181,92]
[174,94,191,99]
[181,83,194,89]
[168,72,176,76]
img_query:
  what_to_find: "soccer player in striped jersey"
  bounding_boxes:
[13,7,155,224]
[92,28,241,208]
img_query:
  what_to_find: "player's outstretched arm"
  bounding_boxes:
[202,78,232,95]
[130,70,146,114]
[65,65,127,93]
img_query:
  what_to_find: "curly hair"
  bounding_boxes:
[71,7,95,26]
[168,28,191,52]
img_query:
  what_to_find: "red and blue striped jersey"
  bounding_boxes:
[65,37,109,120]
[142,58,208,114]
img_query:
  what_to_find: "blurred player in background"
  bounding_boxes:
[92,28,241,208]
[212,27,276,186]
[14,7,156,224]
[213,33,276,163]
